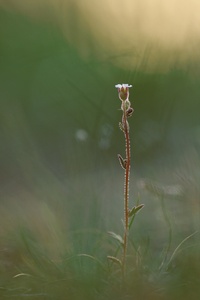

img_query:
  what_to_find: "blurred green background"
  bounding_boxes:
[0,2,200,299]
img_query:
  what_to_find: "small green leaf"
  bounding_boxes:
[135,204,145,214]
[108,231,124,246]
[128,204,144,217]
[107,256,122,266]
[118,154,127,170]
[128,206,136,217]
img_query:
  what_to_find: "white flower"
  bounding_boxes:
[115,84,132,89]
[115,83,132,101]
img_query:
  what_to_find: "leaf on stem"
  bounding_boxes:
[107,256,122,266]
[108,231,124,246]
[128,204,145,217]
[118,154,127,170]
[126,107,134,117]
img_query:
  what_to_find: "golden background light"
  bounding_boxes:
[1,0,200,70]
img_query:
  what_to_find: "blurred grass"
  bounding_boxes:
[0,6,200,300]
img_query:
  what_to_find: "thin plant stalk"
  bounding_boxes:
[109,84,144,277]
[115,83,133,276]
[122,99,131,275]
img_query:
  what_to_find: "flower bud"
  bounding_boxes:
[115,84,132,101]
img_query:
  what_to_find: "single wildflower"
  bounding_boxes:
[115,84,132,101]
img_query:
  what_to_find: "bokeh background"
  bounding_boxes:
[0,1,200,298]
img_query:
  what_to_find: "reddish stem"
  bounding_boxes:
[122,101,131,276]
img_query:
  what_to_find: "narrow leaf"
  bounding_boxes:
[128,204,144,217]
[13,273,31,278]
[107,256,122,266]
[134,204,145,214]
[128,206,136,217]
[118,154,127,169]
[108,231,124,246]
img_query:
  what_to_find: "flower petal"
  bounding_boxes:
[115,84,122,88]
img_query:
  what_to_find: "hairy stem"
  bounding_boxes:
[122,101,131,276]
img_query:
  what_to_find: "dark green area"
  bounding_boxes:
[0,8,200,300]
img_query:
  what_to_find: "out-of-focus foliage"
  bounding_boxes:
[1,0,200,71]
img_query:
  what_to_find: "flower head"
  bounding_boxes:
[115,84,132,101]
